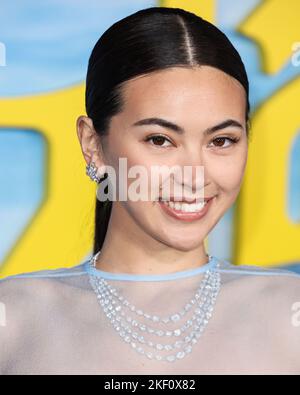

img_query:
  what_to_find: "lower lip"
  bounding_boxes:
[158,198,214,222]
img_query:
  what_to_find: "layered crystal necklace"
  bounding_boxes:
[88,253,221,363]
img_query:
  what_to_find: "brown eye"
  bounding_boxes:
[145,134,172,147]
[213,137,227,147]
[152,136,166,146]
[209,136,239,149]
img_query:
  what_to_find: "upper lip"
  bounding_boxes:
[159,196,215,203]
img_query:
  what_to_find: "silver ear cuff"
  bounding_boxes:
[86,162,103,183]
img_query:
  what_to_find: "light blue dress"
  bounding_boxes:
[0,253,300,375]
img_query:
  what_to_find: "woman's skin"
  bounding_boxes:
[77,65,248,275]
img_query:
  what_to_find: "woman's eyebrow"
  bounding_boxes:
[132,117,244,135]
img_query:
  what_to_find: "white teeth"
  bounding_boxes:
[162,200,207,212]
[174,203,181,210]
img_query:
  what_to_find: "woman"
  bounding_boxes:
[1,6,300,375]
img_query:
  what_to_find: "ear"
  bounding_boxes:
[76,116,106,172]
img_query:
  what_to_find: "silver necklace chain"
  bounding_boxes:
[88,254,221,363]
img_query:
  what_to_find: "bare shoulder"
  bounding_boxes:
[223,264,300,372]
[226,263,300,309]
[263,272,300,372]
[0,265,89,373]
[0,265,87,304]
[220,261,300,297]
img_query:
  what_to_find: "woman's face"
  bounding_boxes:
[96,66,248,251]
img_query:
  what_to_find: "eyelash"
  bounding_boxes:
[144,134,240,149]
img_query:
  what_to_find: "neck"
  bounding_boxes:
[95,203,209,276]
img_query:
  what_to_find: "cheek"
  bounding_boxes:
[111,147,164,200]
[105,144,151,191]
[123,200,157,235]
[104,133,143,170]
[206,152,247,192]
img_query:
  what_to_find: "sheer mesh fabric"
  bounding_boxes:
[1,255,300,375]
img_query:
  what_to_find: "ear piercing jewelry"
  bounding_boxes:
[86,162,105,183]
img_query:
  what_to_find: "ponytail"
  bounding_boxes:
[93,199,112,254]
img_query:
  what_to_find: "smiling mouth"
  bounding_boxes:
[158,197,215,221]
[160,200,207,212]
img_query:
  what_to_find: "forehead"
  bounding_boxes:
[120,66,246,124]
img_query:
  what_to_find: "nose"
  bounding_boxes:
[175,147,206,193]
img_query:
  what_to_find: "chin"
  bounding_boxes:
[156,228,207,252]
[163,239,204,253]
